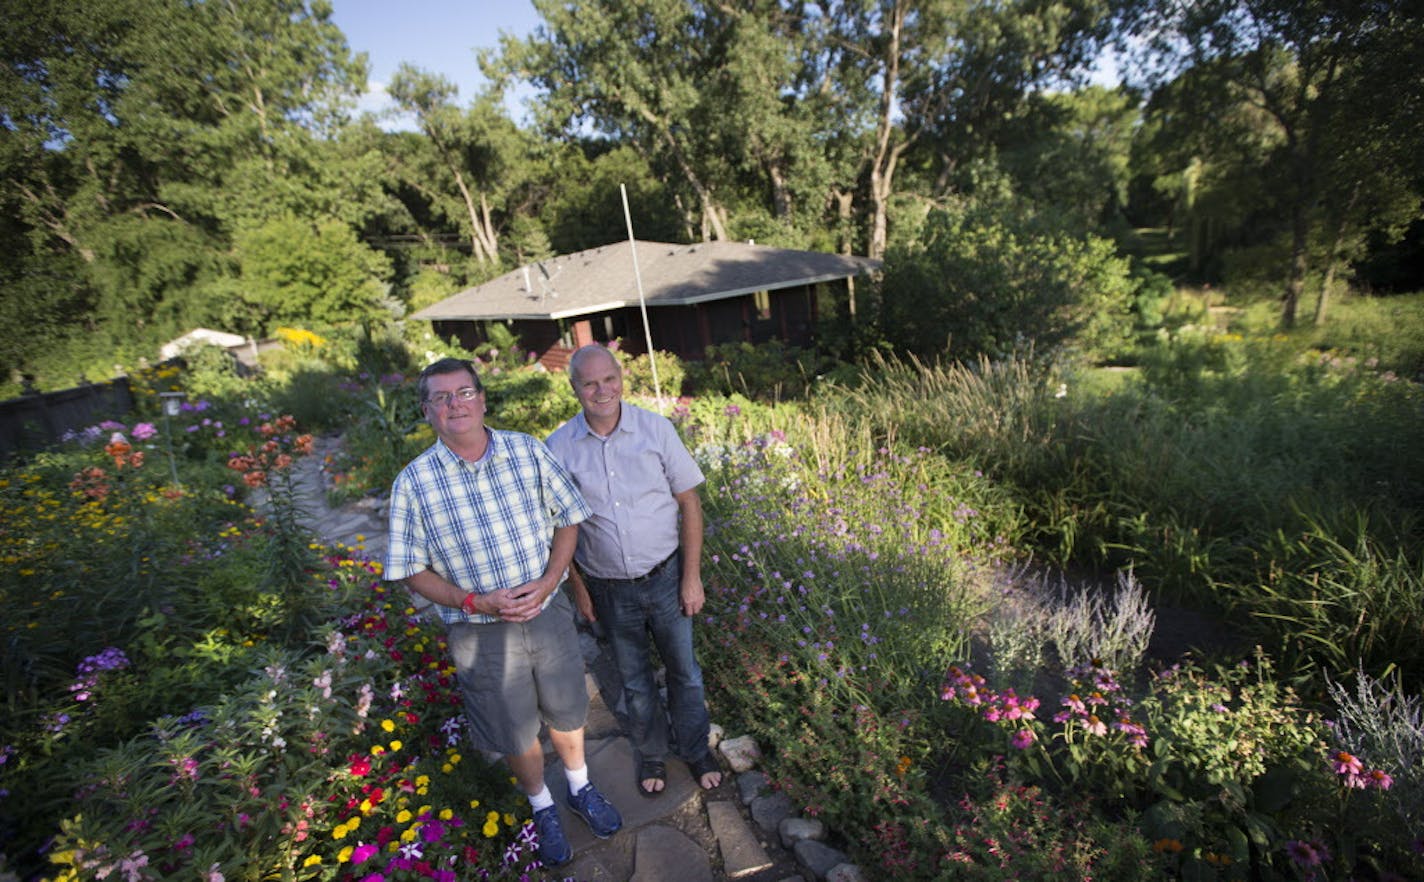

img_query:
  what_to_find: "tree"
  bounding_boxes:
[386,67,536,266]
[821,0,1116,259]
[1126,0,1424,325]
[232,215,393,330]
[502,0,742,242]
[996,85,1141,233]
[0,0,370,378]
[881,203,1137,360]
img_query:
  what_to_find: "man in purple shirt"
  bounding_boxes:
[546,345,723,797]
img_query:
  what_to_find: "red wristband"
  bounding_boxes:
[460,593,478,616]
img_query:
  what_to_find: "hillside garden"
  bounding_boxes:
[2,284,1422,882]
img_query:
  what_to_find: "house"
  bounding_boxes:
[410,240,880,369]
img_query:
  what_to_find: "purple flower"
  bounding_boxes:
[1285,839,1330,868]
[131,422,158,441]
[1011,729,1036,750]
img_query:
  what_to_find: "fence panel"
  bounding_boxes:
[0,379,136,459]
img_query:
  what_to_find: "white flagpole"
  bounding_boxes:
[620,183,664,408]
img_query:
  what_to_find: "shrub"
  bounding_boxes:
[614,346,686,399]
[686,340,826,400]
[879,206,1139,363]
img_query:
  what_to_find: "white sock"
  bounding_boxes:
[565,764,590,794]
[528,784,554,811]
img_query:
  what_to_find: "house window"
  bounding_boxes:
[754,290,771,320]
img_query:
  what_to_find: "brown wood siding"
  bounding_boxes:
[431,279,851,364]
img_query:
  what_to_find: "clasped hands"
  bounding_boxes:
[478,578,554,623]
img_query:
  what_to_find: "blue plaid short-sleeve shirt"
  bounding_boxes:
[384,429,591,625]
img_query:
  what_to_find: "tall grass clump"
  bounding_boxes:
[833,336,1424,688]
[832,351,1108,564]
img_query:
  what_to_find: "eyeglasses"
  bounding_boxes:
[425,387,481,408]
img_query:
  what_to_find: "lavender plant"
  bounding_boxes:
[1326,668,1424,867]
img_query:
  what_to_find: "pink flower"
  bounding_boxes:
[1366,768,1394,790]
[1010,729,1036,750]
[352,844,380,865]
[1084,715,1108,737]
[1332,751,1363,776]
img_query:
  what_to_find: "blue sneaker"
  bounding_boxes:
[567,782,622,838]
[532,804,572,866]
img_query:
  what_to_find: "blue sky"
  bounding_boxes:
[329,0,542,127]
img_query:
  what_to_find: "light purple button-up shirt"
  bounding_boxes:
[546,402,703,581]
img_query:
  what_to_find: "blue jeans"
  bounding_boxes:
[585,556,712,764]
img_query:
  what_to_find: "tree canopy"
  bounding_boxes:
[2,0,1420,390]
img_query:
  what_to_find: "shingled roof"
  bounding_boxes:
[410,240,881,322]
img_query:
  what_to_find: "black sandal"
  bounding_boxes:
[690,754,722,790]
[638,759,667,798]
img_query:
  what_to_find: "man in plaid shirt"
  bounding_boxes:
[384,357,622,866]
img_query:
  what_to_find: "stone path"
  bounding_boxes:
[286,437,816,882]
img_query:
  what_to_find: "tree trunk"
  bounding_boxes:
[665,132,728,241]
[768,160,793,221]
[865,1,907,262]
[1314,181,1361,325]
[1281,177,1310,328]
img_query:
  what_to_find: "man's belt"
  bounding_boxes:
[592,551,677,586]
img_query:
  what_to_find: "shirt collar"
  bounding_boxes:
[433,429,499,467]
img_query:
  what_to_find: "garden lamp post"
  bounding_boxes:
[159,391,184,487]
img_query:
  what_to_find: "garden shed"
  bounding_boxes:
[410,240,880,369]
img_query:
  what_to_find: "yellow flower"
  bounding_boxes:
[503,812,515,827]
[482,817,499,838]
[303,854,322,867]
[389,739,402,752]
[338,846,354,863]
[439,808,453,821]
[415,775,431,788]
[371,745,385,756]
[448,752,462,765]
[441,763,454,774]
[400,826,418,843]
[381,719,396,733]
[332,823,349,840]
[396,810,412,824]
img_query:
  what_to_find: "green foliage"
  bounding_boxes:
[614,347,685,399]
[483,367,579,437]
[326,374,429,505]
[832,332,1424,692]
[538,145,684,253]
[880,206,1139,362]
[941,766,1157,881]
[179,343,249,402]
[687,340,828,400]
[233,215,394,332]
[259,363,356,433]
[1243,514,1424,687]
[1298,291,1424,381]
